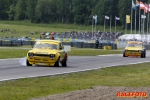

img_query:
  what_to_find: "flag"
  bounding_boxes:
[95,15,97,24]
[144,3,149,13]
[132,0,136,9]
[139,1,145,10]
[93,15,97,24]
[141,15,146,18]
[126,15,130,23]
[115,17,120,20]
[105,16,109,19]
[149,4,150,12]
[93,16,95,19]
[136,0,140,7]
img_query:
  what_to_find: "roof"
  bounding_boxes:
[127,41,142,44]
[36,39,61,43]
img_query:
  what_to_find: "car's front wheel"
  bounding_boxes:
[26,59,32,66]
[54,57,60,67]
[62,57,67,67]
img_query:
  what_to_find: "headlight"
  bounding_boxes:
[28,53,34,57]
[49,54,55,58]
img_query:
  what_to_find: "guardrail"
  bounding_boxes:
[0,41,118,49]
[0,41,34,46]
[63,42,117,49]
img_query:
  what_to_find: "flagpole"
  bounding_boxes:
[95,20,96,34]
[135,6,136,34]
[115,16,116,33]
[139,6,141,34]
[147,12,149,43]
[104,16,106,32]
[131,6,133,34]
[125,15,127,34]
[92,17,93,39]
[110,15,111,33]
[143,11,145,42]
[141,16,142,41]
[95,15,97,34]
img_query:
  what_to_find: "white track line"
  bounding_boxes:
[98,54,122,56]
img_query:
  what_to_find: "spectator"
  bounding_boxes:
[95,38,99,49]
[50,35,54,40]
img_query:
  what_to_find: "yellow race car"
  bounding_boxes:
[26,40,68,67]
[123,41,146,58]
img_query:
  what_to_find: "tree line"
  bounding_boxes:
[0,0,149,27]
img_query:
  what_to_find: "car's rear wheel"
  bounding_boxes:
[62,57,67,67]
[123,52,127,57]
[26,59,32,66]
[141,51,146,58]
[54,57,60,67]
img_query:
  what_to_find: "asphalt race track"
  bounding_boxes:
[0,52,150,81]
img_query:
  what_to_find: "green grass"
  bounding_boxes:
[0,47,122,59]
[69,48,123,56]
[0,20,94,39]
[0,62,150,100]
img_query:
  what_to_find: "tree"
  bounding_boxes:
[72,0,86,24]
[26,0,38,22]
[14,0,27,20]
[118,0,131,28]
[0,0,14,20]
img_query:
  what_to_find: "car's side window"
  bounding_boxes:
[59,43,64,50]
[59,43,62,50]
[61,43,64,49]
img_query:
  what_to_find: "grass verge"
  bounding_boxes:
[0,62,150,100]
[0,47,122,59]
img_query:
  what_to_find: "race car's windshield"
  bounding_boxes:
[127,43,142,47]
[33,43,57,50]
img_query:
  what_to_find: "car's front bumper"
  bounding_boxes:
[27,57,56,66]
[125,52,141,56]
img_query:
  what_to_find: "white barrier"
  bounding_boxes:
[118,34,150,42]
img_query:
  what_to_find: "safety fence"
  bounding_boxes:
[0,37,117,44]
[0,40,117,49]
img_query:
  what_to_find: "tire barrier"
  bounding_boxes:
[0,41,35,46]
[107,46,112,50]
[103,46,108,50]
[62,42,117,49]
[0,40,118,49]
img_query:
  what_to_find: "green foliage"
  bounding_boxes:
[14,0,27,20]
[0,0,149,27]
[118,0,131,28]
[26,0,38,22]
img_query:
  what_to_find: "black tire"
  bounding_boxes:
[54,57,60,67]
[144,50,146,58]
[26,59,32,66]
[141,51,146,58]
[123,52,127,57]
[141,51,145,58]
[62,57,67,67]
